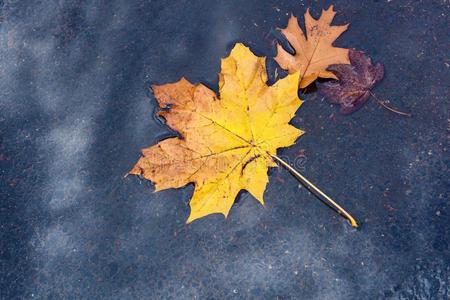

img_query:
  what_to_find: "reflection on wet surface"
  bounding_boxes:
[1,1,448,298]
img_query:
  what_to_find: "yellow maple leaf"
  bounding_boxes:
[275,5,350,88]
[129,43,303,223]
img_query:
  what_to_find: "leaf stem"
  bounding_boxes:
[270,153,358,228]
[369,91,411,117]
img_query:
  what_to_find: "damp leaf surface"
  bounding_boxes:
[275,5,350,88]
[129,43,303,223]
[318,49,384,114]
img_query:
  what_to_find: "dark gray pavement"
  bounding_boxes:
[1,1,448,299]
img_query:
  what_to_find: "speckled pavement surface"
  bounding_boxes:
[1,1,449,299]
